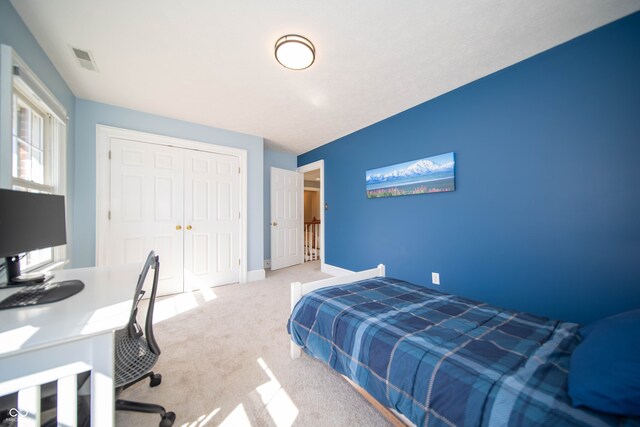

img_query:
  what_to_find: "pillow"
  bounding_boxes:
[568,309,640,417]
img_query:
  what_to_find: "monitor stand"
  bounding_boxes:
[4,255,54,287]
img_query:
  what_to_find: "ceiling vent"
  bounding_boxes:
[71,47,98,72]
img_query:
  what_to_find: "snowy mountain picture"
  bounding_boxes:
[366,152,455,198]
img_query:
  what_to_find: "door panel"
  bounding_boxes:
[192,233,209,274]
[216,232,232,271]
[192,180,209,220]
[122,175,143,220]
[270,167,303,270]
[110,138,185,296]
[217,182,232,220]
[183,150,239,290]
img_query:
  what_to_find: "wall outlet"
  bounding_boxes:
[432,272,440,285]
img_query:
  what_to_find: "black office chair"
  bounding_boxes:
[114,250,175,427]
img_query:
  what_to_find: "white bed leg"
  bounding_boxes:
[377,264,386,277]
[290,342,301,359]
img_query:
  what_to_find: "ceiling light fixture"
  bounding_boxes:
[275,35,315,70]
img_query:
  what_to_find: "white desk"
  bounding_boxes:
[0,264,141,427]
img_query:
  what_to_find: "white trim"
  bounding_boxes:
[321,263,354,277]
[11,49,68,122]
[39,260,68,273]
[298,159,325,270]
[11,177,54,193]
[290,264,385,359]
[0,45,13,189]
[247,269,266,282]
[95,124,249,283]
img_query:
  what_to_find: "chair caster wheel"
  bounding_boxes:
[150,373,162,387]
[159,411,176,427]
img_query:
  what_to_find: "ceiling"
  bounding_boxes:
[12,1,640,155]
[304,170,320,181]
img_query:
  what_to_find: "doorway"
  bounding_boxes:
[298,160,325,269]
[303,170,320,262]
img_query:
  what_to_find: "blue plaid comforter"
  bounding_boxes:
[288,277,640,427]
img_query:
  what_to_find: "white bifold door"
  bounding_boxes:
[109,138,240,296]
[270,167,303,270]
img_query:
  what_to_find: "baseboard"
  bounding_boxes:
[264,259,271,269]
[321,263,354,277]
[247,269,266,282]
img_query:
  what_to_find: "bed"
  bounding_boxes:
[288,265,640,427]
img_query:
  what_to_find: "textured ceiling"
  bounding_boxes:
[11,0,640,154]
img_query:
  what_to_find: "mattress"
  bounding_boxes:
[288,277,639,426]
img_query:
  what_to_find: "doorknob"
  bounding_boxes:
[272,222,278,226]
[176,225,182,230]
[186,225,192,230]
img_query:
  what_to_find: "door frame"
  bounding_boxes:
[297,160,325,271]
[95,124,249,283]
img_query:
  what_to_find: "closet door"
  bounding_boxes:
[109,138,185,296]
[183,150,240,290]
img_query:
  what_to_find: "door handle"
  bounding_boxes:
[272,222,278,226]
[186,225,192,230]
[176,225,182,230]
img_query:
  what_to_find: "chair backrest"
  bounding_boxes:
[127,251,161,356]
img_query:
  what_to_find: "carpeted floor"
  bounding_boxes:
[117,261,390,426]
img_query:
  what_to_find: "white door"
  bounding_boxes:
[109,138,241,296]
[183,150,240,290]
[270,167,303,270]
[109,138,185,296]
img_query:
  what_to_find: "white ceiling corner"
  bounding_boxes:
[11,0,640,155]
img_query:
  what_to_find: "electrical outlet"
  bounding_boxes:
[432,272,440,285]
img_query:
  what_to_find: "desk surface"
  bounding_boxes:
[0,263,141,359]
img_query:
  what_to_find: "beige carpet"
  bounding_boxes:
[117,261,390,427]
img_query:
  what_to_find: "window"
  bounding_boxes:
[10,76,67,272]
[13,92,47,188]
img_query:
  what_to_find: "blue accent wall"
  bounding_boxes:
[263,149,297,261]
[0,0,76,264]
[298,12,640,324]
[74,99,264,271]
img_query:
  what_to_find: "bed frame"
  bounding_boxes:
[289,263,386,359]
[289,264,411,427]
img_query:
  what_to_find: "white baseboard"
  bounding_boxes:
[264,259,271,269]
[321,263,354,277]
[247,269,266,282]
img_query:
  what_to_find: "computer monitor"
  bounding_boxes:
[0,189,67,285]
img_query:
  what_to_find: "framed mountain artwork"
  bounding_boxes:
[366,152,455,198]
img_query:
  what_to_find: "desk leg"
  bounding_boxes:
[91,333,115,427]
[57,374,78,427]
[17,386,40,427]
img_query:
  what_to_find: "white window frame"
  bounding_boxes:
[1,46,68,274]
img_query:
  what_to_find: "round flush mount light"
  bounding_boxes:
[275,35,315,70]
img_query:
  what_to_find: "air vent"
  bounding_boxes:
[71,47,98,72]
